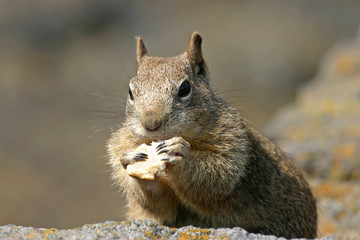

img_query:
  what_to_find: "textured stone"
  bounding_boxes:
[311,179,360,240]
[0,220,334,240]
[266,30,360,181]
[265,28,360,239]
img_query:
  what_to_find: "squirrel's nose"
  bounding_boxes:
[141,111,162,131]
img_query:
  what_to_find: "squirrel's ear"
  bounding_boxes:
[186,32,205,76]
[136,36,148,66]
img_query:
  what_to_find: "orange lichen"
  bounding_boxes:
[144,229,159,239]
[43,228,57,235]
[335,53,357,75]
[318,220,337,237]
[332,143,357,160]
[313,180,354,199]
[25,232,37,239]
[178,229,213,240]
[311,179,360,238]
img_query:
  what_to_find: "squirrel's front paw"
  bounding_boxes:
[120,147,148,169]
[156,137,190,164]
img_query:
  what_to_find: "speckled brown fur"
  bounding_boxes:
[107,32,317,238]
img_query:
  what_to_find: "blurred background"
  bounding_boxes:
[1,0,360,233]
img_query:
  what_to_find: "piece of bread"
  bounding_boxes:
[126,141,166,180]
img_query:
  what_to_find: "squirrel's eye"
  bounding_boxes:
[178,80,191,98]
[129,88,134,101]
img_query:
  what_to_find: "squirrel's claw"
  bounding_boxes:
[120,151,147,169]
[157,137,190,165]
[133,153,148,160]
[157,148,169,155]
[156,142,166,151]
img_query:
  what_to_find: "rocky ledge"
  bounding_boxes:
[0,219,334,240]
[265,30,360,181]
[264,28,360,239]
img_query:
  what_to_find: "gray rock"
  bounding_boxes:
[0,220,334,240]
[265,28,360,181]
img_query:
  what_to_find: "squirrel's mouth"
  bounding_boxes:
[143,131,169,141]
[134,120,181,143]
[145,125,161,132]
[139,128,177,143]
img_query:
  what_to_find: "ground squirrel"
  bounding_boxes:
[108,32,317,238]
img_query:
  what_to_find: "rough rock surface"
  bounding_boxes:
[311,179,360,240]
[266,31,360,181]
[0,219,334,240]
[265,30,360,239]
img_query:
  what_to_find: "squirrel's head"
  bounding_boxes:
[126,32,218,141]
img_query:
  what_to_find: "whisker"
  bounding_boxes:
[80,108,124,114]
[103,78,127,99]
[221,95,249,100]
[119,62,133,82]
[88,126,107,139]
[91,79,120,99]
[86,92,126,103]
[217,87,266,96]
